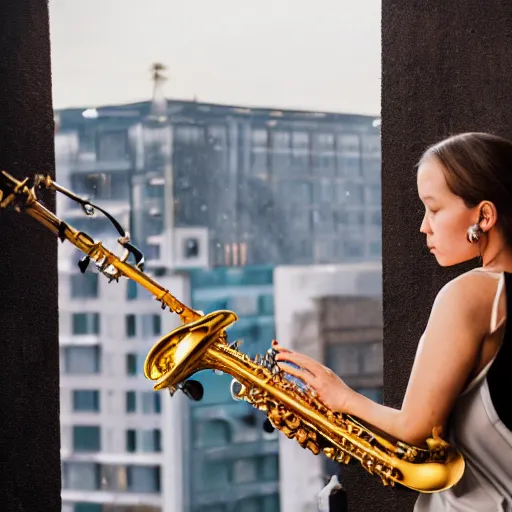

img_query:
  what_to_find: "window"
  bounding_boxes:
[361,342,383,374]
[78,128,95,153]
[228,295,258,316]
[279,180,313,205]
[125,314,136,337]
[236,499,260,512]
[291,132,310,172]
[73,426,101,452]
[126,353,138,376]
[71,172,129,201]
[153,315,161,336]
[344,240,365,258]
[174,125,205,145]
[271,131,290,149]
[260,454,279,481]
[370,240,382,257]
[314,132,335,151]
[327,342,383,377]
[184,237,199,258]
[261,495,280,512]
[73,390,100,412]
[140,429,162,452]
[361,134,381,155]
[64,346,101,374]
[126,391,136,413]
[367,184,381,204]
[338,155,361,179]
[126,280,137,300]
[126,430,136,452]
[127,465,161,493]
[71,273,98,299]
[97,130,128,160]
[62,462,100,491]
[207,125,227,151]
[141,314,161,337]
[362,156,381,179]
[196,419,231,448]
[337,133,360,153]
[314,179,335,204]
[141,392,161,414]
[371,210,382,226]
[252,129,268,147]
[312,209,335,233]
[75,503,102,512]
[72,313,100,335]
[233,458,258,484]
[202,461,231,490]
[258,295,274,315]
[337,182,364,205]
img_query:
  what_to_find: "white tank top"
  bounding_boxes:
[414,271,512,511]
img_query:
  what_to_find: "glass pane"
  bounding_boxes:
[127,465,161,493]
[71,273,98,299]
[63,462,99,490]
[72,390,100,412]
[73,426,101,452]
[65,346,101,374]
[126,391,136,412]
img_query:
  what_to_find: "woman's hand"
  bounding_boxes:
[271,340,354,413]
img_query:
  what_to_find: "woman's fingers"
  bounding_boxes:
[275,351,324,374]
[272,339,291,353]
[277,362,313,383]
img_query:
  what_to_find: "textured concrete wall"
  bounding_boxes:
[338,1,512,510]
[0,1,60,509]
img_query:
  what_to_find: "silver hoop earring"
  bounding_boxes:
[466,223,483,244]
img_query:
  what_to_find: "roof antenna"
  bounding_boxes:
[149,62,168,122]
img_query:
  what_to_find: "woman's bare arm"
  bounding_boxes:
[342,272,494,445]
[276,271,497,446]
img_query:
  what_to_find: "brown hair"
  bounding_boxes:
[420,132,512,246]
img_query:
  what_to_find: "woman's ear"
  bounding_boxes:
[478,201,498,233]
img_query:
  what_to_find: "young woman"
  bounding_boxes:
[273,132,512,511]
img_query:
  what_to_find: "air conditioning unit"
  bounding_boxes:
[150,227,208,270]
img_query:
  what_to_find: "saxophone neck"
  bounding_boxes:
[0,170,201,325]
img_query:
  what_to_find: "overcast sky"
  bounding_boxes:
[49,0,381,115]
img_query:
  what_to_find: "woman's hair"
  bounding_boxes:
[420,132,512,246]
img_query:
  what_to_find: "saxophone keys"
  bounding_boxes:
[295,428,308,445]
[283,412,301,430]
[306,440,320,455]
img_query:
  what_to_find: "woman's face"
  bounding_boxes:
[417,155,480,267]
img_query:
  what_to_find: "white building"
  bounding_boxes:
[273,263,383,512]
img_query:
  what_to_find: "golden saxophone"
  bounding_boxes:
[0,171,465,493]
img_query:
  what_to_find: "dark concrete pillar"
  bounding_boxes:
[341,1,512,510]
[0,1,60,510]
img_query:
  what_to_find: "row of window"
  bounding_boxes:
[78,124,379,157]
[65,505,160,512]
[199,454,279,490]
[62,346,150,376]
[72,389,161,414]
[62,460,160,493]
[68,311,161,338]
[193,294,274,318]
[249,152,380,179]
[277,181,381,206]
[71,426,161,454]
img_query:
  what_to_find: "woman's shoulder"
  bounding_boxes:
[438,268,500,301]
[433,269,503,332]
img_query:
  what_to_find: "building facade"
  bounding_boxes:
[54,98,381,512]
[273,263,383,512]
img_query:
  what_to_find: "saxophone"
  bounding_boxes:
[0,171,465,493]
